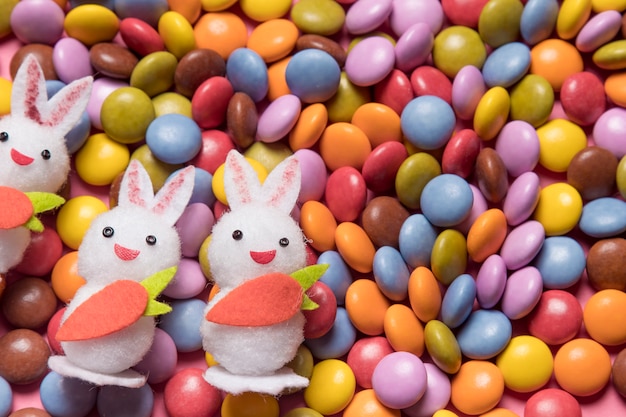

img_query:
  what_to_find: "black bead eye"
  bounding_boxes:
[102,227,114,238]
[232,230,243,240]
[146,235,157,245]
[0,132,8,142]
[41,149,51,160]
[279,237,289,247]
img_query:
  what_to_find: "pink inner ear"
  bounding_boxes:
[43,81,88,127]
[152,173,185,215]
[126,169,148,208]
[23,60,44,124]
[267,160,298,207]
[229,156,252,205]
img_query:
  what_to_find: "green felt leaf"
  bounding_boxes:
[140,266,177,299]
[144,299,173,316]
[290,264,329,291]
[24,216,44,233]
[24,192,65,214]
[301,297,319,311]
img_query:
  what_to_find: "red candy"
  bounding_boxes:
[441,0,490,28]
[524,388,582,417]
[14,227,63,277]
[373,69,414,116]
[303,281,338,339]
[442,128,481,179]
[410,66,453,104]
[527,290,583,346]
[346,336,394,389]
[361,141,409,193]
[46,307,65,355]
[163,368,222,417]
[189,129,236,175]
[324,166,368,223]
[191,76,234,129]
[560,72,606,126]
[118,18,165,57]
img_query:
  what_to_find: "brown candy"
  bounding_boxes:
[0,329,50,384]
[108,170,124,209]
[89,42,139,79]
[295,34,347,68]
[10,44,57,80]
[226,91,258,149]
[475,147,509,203]
[0,273,5,299]
[2,277,58,329]
[612,348,626,398]
[567,146,618,200]
[586,238,626,291]
[9,408,53,417]
[361,196,410,248]
[175,48,226,98]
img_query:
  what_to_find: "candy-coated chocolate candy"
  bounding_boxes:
[193,12,247,60]
[619,155,626,198]
[362,196,409,249]
[352,102,402,148]
[612,348,626,399]
[290,0,346,36]
[441,273,476,329]
[100,86,155,144]
[482,42,531,88]
[586,238,626,291]
[556,0,592,39]
[475,147,509,203]
[303,281,337,339]
[501,266,543,320]
[528,290,583,345]
[134,328,177,384]
[576,10,622,52]
[119,17,165,57]
[372,352,427,409]
[346,336,394,389]
[451,360,504,415]
[304,359,355,415]
[520,0,559,45]
[324,166,367,222]
[283,407,324,417]
[605,72,626,107]
[256,94,301,142]
[289,103,327,151]
[191,76,234,130]
[345,0,392,35]
[410,66,452,104]
[432,26,487,78]
[374,69,414,116]
[401,95,456,150]
[333,220,375,281]
[478,0,524,47]
[146,113,202,164]
[457,309,511,360]
[56,196,108,250]
[473,86,510,141]
[267,57,292,101]
[300,201,337,252]
[399,214,438,270]
[441,0,488,28]
[579,197,626,237]
[294,148,327,203]
[424,320,462,374]
[407,266,441,322]
[362,142,408,195]
[131,144,184,192]
[451,65,486,120]
[442,129,481,179]
[388,0,444,35]
[533,236,585,289]
[495,121,540,177]
[130,51,178,97]
[384,304,424,356]
[52,37,92,84]
[345,279,390,336]
[115,0,168,27]
[86,77,128,131]
[158,11,196,60]
[0,375,10,416]
[164,368,221,417]
[166,0,201,23]
[222,392,278,417]
[457,184,489,234]
[175,48,226,98]
[403,363,451,417]
[343,389,400,417]
[593,38,626,70]
[75,133,130,186]
[373,246,410,301]
[163,256,207,299]
[287,49,341,104]
[533,182,583,236]
[421,174,473,227]
[583,289,626,345]
[295,34,347,68]
[239,0,291,21]
[467,208,507,263]
[431,229,467,285]
[499,220,545,270]
[287,344,315,382]
[530,39,584,91]
[319,122,371,171]
[225,92,257,149]
[247,19,298,63]
[10,44,57,80]
[50,251,86,305]
[14,227,63,278]
[567,146,618,200]
[502,171,540,226]
[96,384,154,417]
[524,388,582,417]
[226,47,268,102]
[593,107,626,158]
[63,4,120,46]
[509,74,554,127]
[395,23,433,73]
[317,250,352,304]
[152,91,192,117]
[554,338,611,396]
[0,329,50,384]
[0,0,18,39]
[2,276,56,330]
[39,371,96,417]
[158,298,206,352]
[560,72,606,126]
[496,335,553,393]
[475,254,507,309]
[327,70,370,120]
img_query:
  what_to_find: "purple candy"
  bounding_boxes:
[593,107,626,158]
[576,10,622,53]
[395,23,434,73]
[372,351,427,409]
[163,258,207,299]
[389,0,444,36]
[256,94,302,143]
[345,36,396,87]
[10,0,65,45]
[452,65,487,120]
[500,220,545,270]
[53,38,94,84]
[295,149,328,204]
[403,363,451,417]
[476,254,507,309]
[134,328,178,384]
[175,203,214,258]
[457,184,488,234]
[501,266,544,320]
[495,120,540,177]
[503,172,541,226]
[345,0,393,35]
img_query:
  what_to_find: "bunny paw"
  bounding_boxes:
[48,356,147,388]
[203,365,309,395]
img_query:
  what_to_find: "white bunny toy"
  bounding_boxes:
[0,55,92,278]
[48,160,195,387]
[200,150,326,395]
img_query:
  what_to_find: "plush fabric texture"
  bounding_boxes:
[204,365,309,396]
[48,356,147,388]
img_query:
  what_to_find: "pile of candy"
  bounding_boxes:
[0,0,626,416]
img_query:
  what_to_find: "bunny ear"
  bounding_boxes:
[151,165,195,226]
[260,155,301,213]
[43,75,92,135]
[11,55,49,122]
[118,160,155,209]
[223,150,262,210]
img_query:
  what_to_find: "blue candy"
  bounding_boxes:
[317,250,353,305]
[146,113,202,164]
[373,246,410,301]
[305,307,356,359]
[420,174,473,227]
[0,376,11,417]
[40,372,98,417]
[158,298,207,352]
[482,42,531,88]
[226,48,269,102]
[398,214,438,268]
[285,49,341,104]
[170,167,216,207]
[533,236,586,289]
[401,95,456,150]
[441,273,476,328]
[97,384,154,417]
[520,0,559,45]
[579,197,626,238]
[46,80,91,153]
[114,0,169,27]
[456,309,512,360]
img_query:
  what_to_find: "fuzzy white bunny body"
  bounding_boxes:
[48,160,195,387]
[200,150,311,395]
[0,55,92,274]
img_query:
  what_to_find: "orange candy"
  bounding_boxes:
[383,304,425,356]
[343,389,401,417]
[480,408,520,417]
[451,360,505,415]
[167,0,202,23]
[319,122,372,171]
[300,200,337,252]
[345,279,391,336]
[604,72,626,107]
[530,39,584,91]
[351,102,402,148]
[289,103,329,150]
[583,289,626,346]
[407,266,442,323]
[335,222,376,273]
[247,19,299,63]
[50,251,86,304]
[193,12,248,60]
[466,208,508,263]
[267,57,291,101]
[554,338,612,396]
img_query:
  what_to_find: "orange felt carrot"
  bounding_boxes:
[0,186,33,229]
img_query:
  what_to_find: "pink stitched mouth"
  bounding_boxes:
[250,250,276,264]
[11,148,34,166]
[114,243,140,261]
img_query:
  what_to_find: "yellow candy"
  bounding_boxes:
[75,133,130,186]
[212,157,268,205]
[434,411,460,417]
[200,0,238,11]
[592,0,626,12]
[240,0,292,21]
[556,0,592,40]
[221,392,279,417]
[473,86,510,141]
[304,359,356,415]
[158,11,196,60]
[496,335,554,393]
[283,408,324,417]
[64,4,119,46]
[0,77,11,116]
[198,235,212,280]
[533,182,582,236]
[536,118,587,172]
[593,40,626,70]
[204,350,218,367]
[152,92,193,118]
[130,144,183,192]
[56,196,108,250]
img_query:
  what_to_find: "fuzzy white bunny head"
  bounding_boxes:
[78,160,195,285]
[0,55,92,193]
[208,151,307,291]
